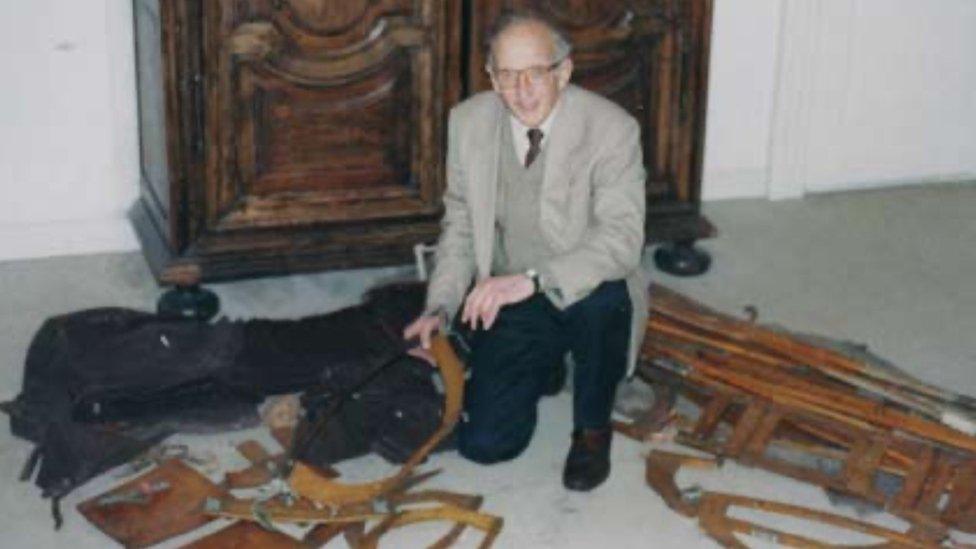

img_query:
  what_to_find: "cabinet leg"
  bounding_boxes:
[157,285,220,321]
[653,240,711,276]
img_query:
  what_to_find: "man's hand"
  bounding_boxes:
[461,274,534,331]
[403,313,444,366]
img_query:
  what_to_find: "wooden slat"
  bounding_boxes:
[722,402,767,456]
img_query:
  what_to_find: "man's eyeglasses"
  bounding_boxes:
[488,59,565,88]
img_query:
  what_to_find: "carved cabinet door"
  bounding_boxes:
[133,0,460,282]
[469,0,714,242]
[204,0,455,230]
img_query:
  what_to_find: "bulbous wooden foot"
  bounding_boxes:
[653,241,711,277]
[157,285,220,321]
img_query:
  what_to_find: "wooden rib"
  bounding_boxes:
[650,315,948,421]
[651,344,976,454]
[894,447,936,511]
[698,492,943,549]
[651,345,879,432]
[645,450,718,518]
[692,393,734,440]
[742,407,784,460]
[383,490,484,548]
[648,283,972,409]
[205,496,385,525]
[942,460,976,527]
[355,504,502,549]
[913,458,954,516]
[778,418,915,472]
[840,435,889,495]
[722,402,767,456]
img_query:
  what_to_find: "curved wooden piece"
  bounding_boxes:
[357,504,503,549]
[303,500,374,546]
[648,315,950,424]
[209,492,497,547]
[299,486,482,547]
[648,283,976,415]
[289,334,464,506]
[384,490,485,548]
[204,495,385,525]
[698,492,944,549]
[644,450,717,518]
[650,342,976,454]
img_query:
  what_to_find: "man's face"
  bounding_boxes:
[489,22,573,128]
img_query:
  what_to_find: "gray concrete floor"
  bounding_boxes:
[1,182,974,547]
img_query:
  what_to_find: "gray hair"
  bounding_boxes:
[485,12,572,69]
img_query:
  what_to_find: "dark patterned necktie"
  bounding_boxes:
[525,128,544,168]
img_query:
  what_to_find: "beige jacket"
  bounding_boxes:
[426,84,649,374]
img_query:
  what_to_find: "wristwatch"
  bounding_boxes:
[525,269,542,294]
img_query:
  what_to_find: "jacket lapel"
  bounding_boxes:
[471,99,504,279]
[540,85,584,251]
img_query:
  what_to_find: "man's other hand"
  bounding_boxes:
[461,274,534,331]
[403,313,443,366]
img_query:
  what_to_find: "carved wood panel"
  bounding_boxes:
[130,0,709,283]
[202,0,450,232]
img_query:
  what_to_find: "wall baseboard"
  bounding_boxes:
[2,175,971,263]
[807,173,976,195]
[0,216,139,262]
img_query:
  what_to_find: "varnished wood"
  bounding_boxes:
[640,284,976,534]
[181,521,305,549]
[132,0,456,282]
[698,492,943,549]
[131,0,715,283]
[78,459,227,548]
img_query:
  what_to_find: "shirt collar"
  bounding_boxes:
[509,96,562,144]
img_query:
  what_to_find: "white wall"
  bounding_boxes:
[701,0,783,200]
[0,0,139,261]
[797,0,976,194]
[759,0,976,199]
[1,1,975,261]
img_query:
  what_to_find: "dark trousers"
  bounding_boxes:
[456,280,632,464]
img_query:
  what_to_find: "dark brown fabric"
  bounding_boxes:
[4,280,447,518]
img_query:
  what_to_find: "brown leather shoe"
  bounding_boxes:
[562,428,612,491]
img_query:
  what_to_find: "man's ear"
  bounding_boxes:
[557,57,574,89]
[486,65,502,93]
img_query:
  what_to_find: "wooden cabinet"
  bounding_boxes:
[131,0,713,286]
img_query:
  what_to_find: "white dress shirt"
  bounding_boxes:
[508,99,562,166]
